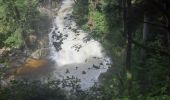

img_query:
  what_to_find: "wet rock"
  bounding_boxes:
[92,57,101,59]
[70,15,73,18]
[56,34,63,39]
[88,67,91,70]
[52,31,56,35]
[93,64,100,69]
[64,34,68,37]
[83,35,92,43]
[26,34,37,48]
[31,48,49,59]
[73,38,77,40]
[75,33,80,36]
[68,27,71,29]
[58,31,61,34]
[106,63,111,65]
[55,27,58,30]
[92,57,97,59]
[72,44,82,52]
[53,41,62,51]
[82,71,86,74]
[0,48,10,58]
[52,34,56,39]
[72,28,78,33]
[65,69,70,73]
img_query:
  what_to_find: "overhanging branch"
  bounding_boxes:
[131,39,170,56]
[144,21,169,30]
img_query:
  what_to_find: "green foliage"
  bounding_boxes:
[0,80,67,100]
[89,11,109,38]
[73,0,89,27]
[73,0,170,99]
[146,95,170,100]
[0,0,48,49]
[0,0,169,99]
[4,28,23,48]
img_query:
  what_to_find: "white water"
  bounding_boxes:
[49,0,111,89]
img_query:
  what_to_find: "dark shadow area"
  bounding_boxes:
[72,0,89,27]
[0,80,67,100]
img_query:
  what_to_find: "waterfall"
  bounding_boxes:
[48,0,111,89]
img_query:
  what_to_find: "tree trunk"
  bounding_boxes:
[123,0,132,97]
[126,0,132,96]
[162,0,170,85]
[167,16,170,83]
[126,0,132,71]
[143,15,149,43]
[140,13,150,95]
[141,14,150,61]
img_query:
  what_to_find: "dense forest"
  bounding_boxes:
[74,0,170,99]
[0,0,170,100]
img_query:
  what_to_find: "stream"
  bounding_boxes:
[48,0,111,89]
[7,0,111,90]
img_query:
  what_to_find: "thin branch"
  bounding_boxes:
[131,39,170,56]
[143,21,168,30]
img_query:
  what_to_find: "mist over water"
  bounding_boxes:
[49,0,111,89]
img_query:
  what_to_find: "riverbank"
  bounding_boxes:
[0,0,63,84]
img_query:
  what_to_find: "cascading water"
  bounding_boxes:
[49,0,111,89]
